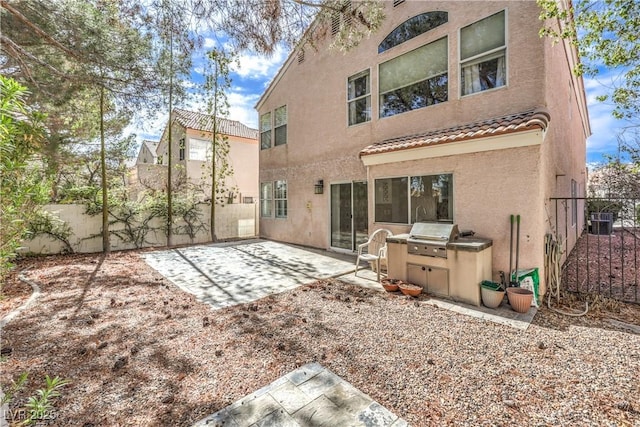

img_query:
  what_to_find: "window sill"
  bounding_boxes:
[460,83,507,99]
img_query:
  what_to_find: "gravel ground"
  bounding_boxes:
[1,251,639,426]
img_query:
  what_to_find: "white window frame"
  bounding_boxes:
[260,182,273,217]
[378,37,449,119]
[260,112,272,150]
[274,105,287,146]
[188,137,211,162]
[459,9,508,97]
[347,69,371,126]
[274,180,288,218]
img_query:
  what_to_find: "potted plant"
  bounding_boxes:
[480,280,505,308]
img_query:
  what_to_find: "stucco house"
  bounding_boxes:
[256,0,590,296]
[153,108,260,204]
[136,139,160,165]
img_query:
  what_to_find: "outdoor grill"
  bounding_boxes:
[407,222,460,258]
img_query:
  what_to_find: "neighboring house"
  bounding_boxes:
[256,1,590,293]
[137,140,159,165]
[152,108,259,203]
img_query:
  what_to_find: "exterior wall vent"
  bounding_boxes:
[297,50,305,64]
[393,0,405,7]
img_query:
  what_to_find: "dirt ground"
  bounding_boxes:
[562,229,640,303]
[1,250,639,426]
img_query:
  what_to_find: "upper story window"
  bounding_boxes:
[189,138,211,161]
[379,37,448,118]
[260,106,287,149]
[274,105,287,146]
[460,10,506,96]
[378,11,448,53]
[260,112,271,150]
[347,70,371,126]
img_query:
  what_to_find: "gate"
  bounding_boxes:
[549,197,639,304]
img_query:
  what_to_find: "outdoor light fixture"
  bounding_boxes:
[314,179,324,194]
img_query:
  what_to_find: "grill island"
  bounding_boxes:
[386,223,493,306]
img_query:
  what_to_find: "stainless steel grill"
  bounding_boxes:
[407,223,459,258]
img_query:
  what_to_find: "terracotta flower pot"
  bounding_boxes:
[481,287,505,308]
[399,283,423,297]
[381,278,401,292]
[507,287,533,313]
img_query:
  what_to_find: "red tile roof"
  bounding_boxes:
[173,108,258,140]
[360,108,550,157]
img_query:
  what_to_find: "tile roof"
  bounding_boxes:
[360,108,551,157]
[173,108,258,140]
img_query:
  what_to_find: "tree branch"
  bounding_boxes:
[0,0,80,60]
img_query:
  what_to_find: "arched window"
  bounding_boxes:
[378,11,448,53]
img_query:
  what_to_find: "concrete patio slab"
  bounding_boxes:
[193,363,406,427]
[142,239,364,310]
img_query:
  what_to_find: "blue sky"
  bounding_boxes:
[135,37,625,166]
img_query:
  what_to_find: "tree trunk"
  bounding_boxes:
[166,13,174,247]
[100,84,110,253]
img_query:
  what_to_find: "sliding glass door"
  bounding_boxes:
[330,181,368,250]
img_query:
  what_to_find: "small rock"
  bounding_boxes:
[427,359,435,365]
[414,301,421,307]
[503,400,517,408]
[165,313,171,319]
[110,298,116,306]
[616,401,633,412]
[249,304,258,312]
[161,394,174,404]
[276,343,286,351]
[182,305,190,310]
[130,346,140,355]
[1,347,12,357]
[215,350,223,357]
[242,313,249,318]
[97,342,108,350]
[113,355,128,371]
[59,315,67,320]
[537,341,547,350]
[203,317,210,327]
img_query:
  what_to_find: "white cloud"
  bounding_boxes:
[227,91,260,128]
[203,37,217,49]
[232,45,288,80]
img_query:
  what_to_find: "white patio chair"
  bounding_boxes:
[355,228,393,282]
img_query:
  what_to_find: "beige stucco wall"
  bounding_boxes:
[258,1,588,294]
[539,16,590,265]
[20,203,258,255]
